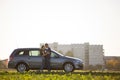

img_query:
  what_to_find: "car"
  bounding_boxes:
[8,48,83,73]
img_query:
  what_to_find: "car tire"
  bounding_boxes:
[25,68,29,72]
[64,63,74,72]
[16,63,28,73]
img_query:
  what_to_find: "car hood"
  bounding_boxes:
[63,56,83,62]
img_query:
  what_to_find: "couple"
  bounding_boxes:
[40,43,51,72]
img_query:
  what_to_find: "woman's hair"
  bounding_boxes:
[41,45,44,49]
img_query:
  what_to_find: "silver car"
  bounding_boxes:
[8,48,83,73]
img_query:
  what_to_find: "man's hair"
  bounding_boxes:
[45,43,48,46]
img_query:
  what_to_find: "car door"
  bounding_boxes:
[50,51,63,69]
[28,50,42,69]
[14,50,29,63]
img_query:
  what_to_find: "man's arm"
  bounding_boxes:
[45,48,51,55]
[48,48,51,55]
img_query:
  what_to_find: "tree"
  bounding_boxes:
[58,50,63,54]
[0,61,2,68]
[65,51,74,57]
[106,58,120,70]
[88,65,103,70]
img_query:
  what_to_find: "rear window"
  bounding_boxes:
[15,50,28,56]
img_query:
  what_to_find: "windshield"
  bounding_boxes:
[51,50,64,56]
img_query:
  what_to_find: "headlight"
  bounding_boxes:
[74,60,83,64]
[76,60,80,63]
[74,60,80,63]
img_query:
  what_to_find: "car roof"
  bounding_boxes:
[15,48,40,51]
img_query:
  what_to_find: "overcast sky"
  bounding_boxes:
[0,0,120,59]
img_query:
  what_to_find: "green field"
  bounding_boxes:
[0,70,120,80]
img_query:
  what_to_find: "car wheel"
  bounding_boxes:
[25,68,29,72]
[16,63,28,73]
[64,63,74,72]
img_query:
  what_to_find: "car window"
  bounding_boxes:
[52,50,64,56]
[19,51,24,55]
[29,50,40,56]
[51,52,58,58]
[15,51,28,56]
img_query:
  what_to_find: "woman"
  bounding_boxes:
[40,45,46,72]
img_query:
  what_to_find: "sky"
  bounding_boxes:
[0,0,120,59]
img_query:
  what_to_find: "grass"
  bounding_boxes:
[0,70,120,80]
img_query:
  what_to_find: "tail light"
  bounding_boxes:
[9,54,14,61]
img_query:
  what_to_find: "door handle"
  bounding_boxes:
[28,57,30,59]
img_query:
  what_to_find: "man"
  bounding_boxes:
[40,45,46,72]
[45,43,51,72]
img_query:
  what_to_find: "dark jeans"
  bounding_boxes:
[45,57,51,71]
[40,56,45,70]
